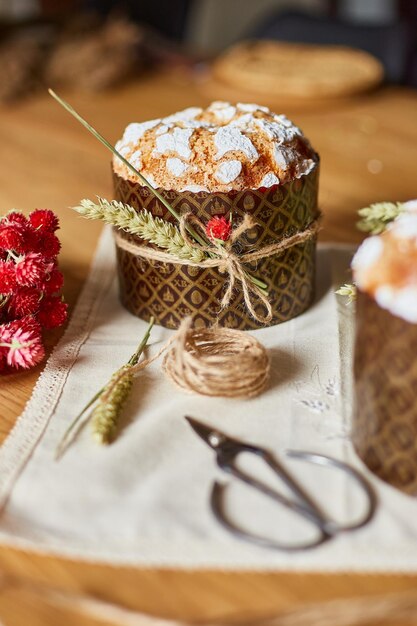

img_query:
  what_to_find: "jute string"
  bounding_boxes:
[114,213,321,324]
[101,317,270,402]
[162,317,270,398]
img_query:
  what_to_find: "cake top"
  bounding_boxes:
[112,101,318,192]
[352,200,417,323]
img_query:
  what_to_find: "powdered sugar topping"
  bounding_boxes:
[214,160,242,184]
[114,141,132,166]
[154,128,194,160]
[402,199,417,212]
[115,141,130,157]
[254,118,298,143]
[274,114,294,128]
[229,113,255,129]
[214,126,258,161]
[273,146,293,171]
[166,158,189,177]
[375,285,417,323]
[389,212,417,241]
[260,172,280,187]
[208,102,237,123]
[295,158,316,178]
[162,107,202,124]
[180,119,211,129]
[113,101,317,192]
[122,120,161,143]
[352,237,384,277]
[155,124,173,136]
[237,103,270,113]
[129,149,142,170]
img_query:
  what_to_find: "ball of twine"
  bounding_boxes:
[162,318,270,399]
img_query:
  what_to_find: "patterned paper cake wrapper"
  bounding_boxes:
[352,290,417,496]
[112,163,319,331]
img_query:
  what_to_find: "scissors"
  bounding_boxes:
[185,416,377,551]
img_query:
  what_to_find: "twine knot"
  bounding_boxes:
[178,213,273,324]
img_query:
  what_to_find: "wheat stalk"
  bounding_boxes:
[74,197,206,264]
[55,318,154,458]
[335,283,357,304]
[90,365,134,445]
[90,316,155,444]
[357,201,404,234]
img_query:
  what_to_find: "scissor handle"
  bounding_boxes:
[215,444,331,531]
[286,450,378,534]
[210,482,331,552]
[213,446,377,550]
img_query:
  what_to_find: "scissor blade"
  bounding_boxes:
[184,416,227,449]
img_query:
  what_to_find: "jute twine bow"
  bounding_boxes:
[114,212,321,324]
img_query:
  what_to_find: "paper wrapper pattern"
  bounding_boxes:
[113,164,319,330]
[352,291,417,496]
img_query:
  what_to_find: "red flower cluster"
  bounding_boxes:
[0,209,67,373]
[205,216,232,242]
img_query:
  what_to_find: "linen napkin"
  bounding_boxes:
[0,227,416,571]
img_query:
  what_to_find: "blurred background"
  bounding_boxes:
[0,0,416,104]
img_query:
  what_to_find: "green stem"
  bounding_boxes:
[128,316,154,366]
[54,316,155,460]
[244,272,268,293]
[54,388,103,460]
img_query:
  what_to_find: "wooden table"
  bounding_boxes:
[0,71,417,625]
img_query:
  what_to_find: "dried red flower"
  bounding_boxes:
[37,296,68,329]
[0,208,66,374]
[8,287,41,318]
[0,224,26,253]
[0,261,17,294]
[15,252,46,287]
[206,216,232,242]
[0,315,41,339]
[41,268,64,295]
[23,228,42,253]
[29,209,60,233]
[36,232,61,258]
[4,212,28,228]
[0,317,45,369]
